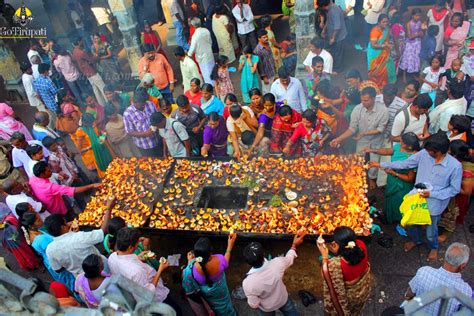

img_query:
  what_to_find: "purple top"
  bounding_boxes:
[203,117,229,157]
[192,254,228,285]
[407,21,422,43]
[258,113,274,138]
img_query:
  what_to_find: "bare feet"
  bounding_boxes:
[404,241,417,252]
[438,233,448,244]
[427,250,438,262]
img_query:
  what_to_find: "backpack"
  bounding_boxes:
[394,104,427,135]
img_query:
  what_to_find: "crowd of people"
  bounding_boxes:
[0,0,472,314]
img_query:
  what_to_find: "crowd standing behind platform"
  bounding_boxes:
[0,0,472,315]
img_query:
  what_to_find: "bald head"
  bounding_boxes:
[34,111,50,126]
[445,243,470,271]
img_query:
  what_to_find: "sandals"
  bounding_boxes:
[298,290,316,307]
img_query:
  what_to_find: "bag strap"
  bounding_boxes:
[171,120,186,148]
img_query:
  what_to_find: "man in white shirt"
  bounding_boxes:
[391,94,432,142]
[151,112,190,158]
[27,41,42,65]
[45,197,114,277]
[20,63,46,112]
[188,17,215,84]
[232,0,257,49]
[174,46,203,91]
[10,132,49,179]
[167,0,190,51]
[271,67,306,114]
[3,179,49,220]
[429,81,467,134]
[382,84,408,137]
[363,0,385,42]
[303,38,333,74]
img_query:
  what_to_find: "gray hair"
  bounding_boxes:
[190,17,201,28]
[445,243,470,268]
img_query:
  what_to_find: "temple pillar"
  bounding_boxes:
[0,41,21,82]
[294,0,316,80]
[108,0,142,77]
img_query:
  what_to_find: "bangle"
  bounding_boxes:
[225,249,232,253]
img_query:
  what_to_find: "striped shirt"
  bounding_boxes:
[254,43,275,79]
[409,266,472,315]
[123,101,159,149]
[33,75,59,112]
[386,96,407,137]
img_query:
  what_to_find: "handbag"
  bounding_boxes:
[399,193,432,227]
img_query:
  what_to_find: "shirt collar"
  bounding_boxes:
[439,267,462,279]
[247,259,268,275]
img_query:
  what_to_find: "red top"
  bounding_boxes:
[340,239,369,282]
[185,90,203,107]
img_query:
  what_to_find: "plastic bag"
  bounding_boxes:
[399,193,432,227]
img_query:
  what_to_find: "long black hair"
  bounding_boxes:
[210,55,229,82]
[107,217,126,252]
[193,237,213,286]
[333,226,365,265]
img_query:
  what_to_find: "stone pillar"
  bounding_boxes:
[294,0,316,80]
[0,41,21,82]
[108,0,142,77]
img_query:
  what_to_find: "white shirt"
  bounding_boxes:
[270,77,307,113]
[429,97,467,133]
[5,193,48,219]
[391,105,427,137]
[363,0,385,25]
[108,252,170,302]
[158,118,189,158]
[232,4,255,35]
[46,230,106,276]
[12,140,49,177]
[226,106,255,133]
[188,27,215,65]
[303,49,333,74]
[167,0,184,22]
[22,73,42,107]
[345,0,356,16]
[27,49,42,64]
[180,56,203,91]
[420,66,445,93]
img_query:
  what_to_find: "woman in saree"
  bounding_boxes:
[365,132,419,224]
[212,5,236,63]
[317,226,373,316]
[367,14,396,90]
[0,102,33,141]
[201,112,229,158]
[182,234,237,316]
[0,205,39,270]
[20,208,76,292]
[71,113,113,178]
[444,13,470,69]
[201,84,224,116]
[269,105,302,155]
[92,33,121,83]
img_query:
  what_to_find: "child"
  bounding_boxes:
[420,55,445,94]
[419,25,439,70]
[305,56,330,100]
[261,14,282,70]
[210,55,234,101]
[399,8,424,83]
[439,58,465,91]
[280,33,297,76]
[447,114,471,141]
[238,46,260,104]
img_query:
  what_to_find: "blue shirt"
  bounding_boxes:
[419,35,436,61]
[32,75,59,112]
[381,149,462,216]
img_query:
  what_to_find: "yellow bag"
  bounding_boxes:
[399,193,432,227]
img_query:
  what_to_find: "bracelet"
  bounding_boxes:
[225,249,232,253]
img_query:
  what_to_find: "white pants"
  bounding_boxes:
[199,61,215,85]
[261,76,275,94]
[377,138,392,187]
[88,73,107,106]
